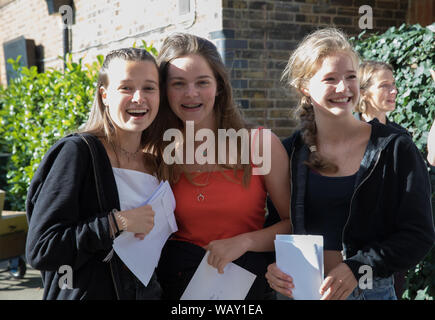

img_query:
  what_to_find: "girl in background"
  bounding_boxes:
[356,60,407,133]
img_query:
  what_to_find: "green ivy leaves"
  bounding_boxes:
[352,23,435,301]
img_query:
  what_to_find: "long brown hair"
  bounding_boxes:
[157,33,252,185]
[282,28,360,173]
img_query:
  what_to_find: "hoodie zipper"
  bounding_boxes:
[341,150,382,259]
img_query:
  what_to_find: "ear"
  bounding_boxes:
[100,87,108,107]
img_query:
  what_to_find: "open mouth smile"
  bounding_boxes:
[329,97,352,103]
[126,108,149,117]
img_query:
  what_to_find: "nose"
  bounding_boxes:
[391,85,398,95]
[132,89,144,103]
[185,83,199,97]
[336,80,346,92]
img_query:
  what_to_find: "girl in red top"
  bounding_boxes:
[155,33,291,299]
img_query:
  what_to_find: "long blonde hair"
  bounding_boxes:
[282,28,360,173]
[356,60,394,114]
[157,33,252,186]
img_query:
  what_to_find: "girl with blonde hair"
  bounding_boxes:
[356,60,407,133]
[265,28,434,300]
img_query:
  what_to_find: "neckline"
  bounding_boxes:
[182,168,243,175]
[309,169,357,180]
[112,167,156,178]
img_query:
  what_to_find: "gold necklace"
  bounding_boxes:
[118,145,141,163]
[110,140,141,165]
[194,170,212,202]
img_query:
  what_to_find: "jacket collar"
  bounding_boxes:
[289,121,403,234]
[292,120,402,184]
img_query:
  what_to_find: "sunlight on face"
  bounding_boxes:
[305,52,359,117]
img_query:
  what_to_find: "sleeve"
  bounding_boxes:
[344,136,435,279]
[25,137,114,271]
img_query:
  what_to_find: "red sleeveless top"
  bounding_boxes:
[171,169,266,247]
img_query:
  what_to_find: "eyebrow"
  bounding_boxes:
[168,75,213,81]
[119,79,158,85]
[323,70,356,76]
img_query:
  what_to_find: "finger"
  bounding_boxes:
[217,261,226,274]
[321,280,345,300]
[319,276,334,296]
[134,233,145,240]
[268,280,293,298]
[266,270,295,290]
[320,287,333,300]
[336,287,352,300]
[267,264,293,283]
[328,283,346,300]
[207,251,214,266]
[267,272,294,292]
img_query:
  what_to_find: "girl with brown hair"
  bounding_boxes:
[26,48,165,299]
[155,33,291,299]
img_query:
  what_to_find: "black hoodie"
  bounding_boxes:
[269,121,434,281]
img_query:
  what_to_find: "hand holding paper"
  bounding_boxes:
[180,251,256,300]
[205,234,250,274]
[319,262,357,300]
[274,234,324,300]
[113,181,178,286]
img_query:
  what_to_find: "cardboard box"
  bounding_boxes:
[0,231,26,260]
[0,211,28,235]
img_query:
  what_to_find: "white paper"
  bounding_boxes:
[275,234,324,300]
[113,181,177,286]
[180,251,257,300]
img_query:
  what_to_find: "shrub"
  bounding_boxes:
[0,55,102,210]
[0,41,157,211]
[351,24,435,300]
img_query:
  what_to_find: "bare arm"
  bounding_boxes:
[206,130,291,273]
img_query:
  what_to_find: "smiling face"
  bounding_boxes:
[166,54,218,130]
[303,52,359,117]
[364,69,397,114]
[100,58,159,136]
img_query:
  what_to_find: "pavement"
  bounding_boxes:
[0,259,44,300]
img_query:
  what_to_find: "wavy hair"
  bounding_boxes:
[281,28,360,173]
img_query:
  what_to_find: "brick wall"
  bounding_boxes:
[0,0,65,80]
[0,0,421,138]
[0,0,223,85]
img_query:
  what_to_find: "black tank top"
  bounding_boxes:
[305,169,357,251]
